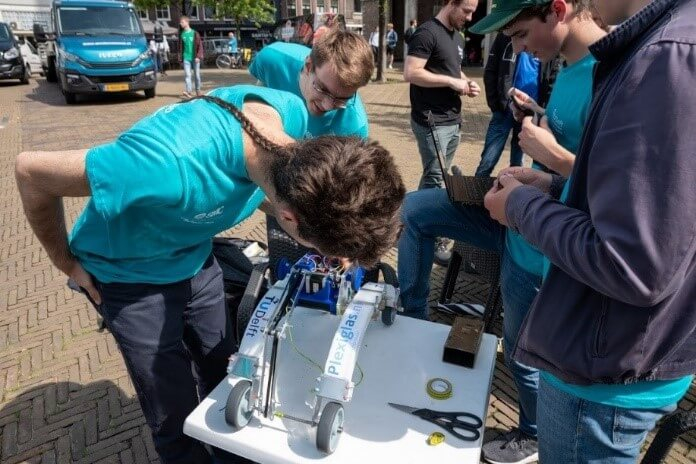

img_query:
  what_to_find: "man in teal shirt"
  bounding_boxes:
[15,86,406,464]
[249,28,373,138]
[179,16,203,98]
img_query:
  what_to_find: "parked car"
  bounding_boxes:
[0,21,30,84]
[20,42,43,76]
[202,38,229,65]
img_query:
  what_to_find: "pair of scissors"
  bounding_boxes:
[388,402,483,442]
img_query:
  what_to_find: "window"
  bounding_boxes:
[302,0,311,15]
[155,6,170,20]
[204,6,217,20]
[287,0,297,17]
[354,0,361,12]
[187,6,199,19]
[137,9,148,20]
[330,0,338,13]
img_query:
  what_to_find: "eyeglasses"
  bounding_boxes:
[311,73,355,109]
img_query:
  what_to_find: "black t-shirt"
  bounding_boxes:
[407,18,465,126]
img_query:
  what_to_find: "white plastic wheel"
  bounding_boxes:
[225,380,253,428]
[316,402,344,454]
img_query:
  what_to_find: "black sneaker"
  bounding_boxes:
[482,429,539,464]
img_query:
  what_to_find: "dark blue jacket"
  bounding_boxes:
[506,0,696,385]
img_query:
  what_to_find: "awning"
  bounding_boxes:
[141,20,178,36]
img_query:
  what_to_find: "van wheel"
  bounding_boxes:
[20,66,30,84]
[63,90,76,104]
[144,87,156,98]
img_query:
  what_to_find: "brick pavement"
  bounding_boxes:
[0,68,694,463]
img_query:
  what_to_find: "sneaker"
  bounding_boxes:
[482,429,539,464]
[435,302,484,318]
[434,237,453,267]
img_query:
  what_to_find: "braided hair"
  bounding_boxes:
[187,94,283,153]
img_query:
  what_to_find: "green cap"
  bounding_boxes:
[469,0,551,35]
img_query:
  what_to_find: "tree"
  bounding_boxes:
[194,0,276,38]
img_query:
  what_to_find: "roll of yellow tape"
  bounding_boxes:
[426,378,453,400]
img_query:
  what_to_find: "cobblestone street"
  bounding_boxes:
[0,68,694,463]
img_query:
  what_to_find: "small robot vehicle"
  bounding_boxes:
[224,254,400,454]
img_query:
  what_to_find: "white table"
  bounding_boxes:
[184,307,497,463]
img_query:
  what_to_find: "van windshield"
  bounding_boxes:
[58,7,142,36]
[0,23,11,42]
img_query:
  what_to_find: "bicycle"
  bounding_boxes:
[216,52,243,70]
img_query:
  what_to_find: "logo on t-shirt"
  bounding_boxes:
[458,45,464,61]
[550,108,565,136]
[182,206,225,224]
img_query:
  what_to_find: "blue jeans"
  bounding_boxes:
[410,119,461,190]
[538,377,677,463]
[398,188,541,436]
[475,110,523,177]
[183,59,201,94]
[151,51,162,73]
[93,254,244,464]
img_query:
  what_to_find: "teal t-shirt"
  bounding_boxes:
[181,29,195,62]
[505,53,596,277]
[543,372,693,410]
[249,41,369,139]
[69,85,308,284]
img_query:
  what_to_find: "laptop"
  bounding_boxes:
[426,111,495,207]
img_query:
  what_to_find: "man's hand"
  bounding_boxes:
[509,88,544,122]
[449,77,471,95]
[465,80,481,98]
[195,57,200,63]
[497,166,553,192]
[66,259,101,305]
[519,116,558,163]
[519,116,575,176]
[484,174,524,226]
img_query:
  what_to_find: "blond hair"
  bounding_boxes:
[311,29,374,89]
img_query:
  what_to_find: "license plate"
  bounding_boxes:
[104,83,129,92]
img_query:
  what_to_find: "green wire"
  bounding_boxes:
[286,323,365,386]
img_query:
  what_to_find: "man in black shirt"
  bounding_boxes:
[403,0,481,190]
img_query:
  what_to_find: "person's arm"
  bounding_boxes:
[404,29,475,95]
[518,116,575,176]
[504,43,696,306]
[483,35,505,112]
[15,149,101,302]
[195,32,204,61]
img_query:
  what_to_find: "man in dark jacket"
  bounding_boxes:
[484,0,696,461]
[179,15,204,98]
[475,33,523,177]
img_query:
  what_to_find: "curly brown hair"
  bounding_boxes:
[190,95,405,267]
[269,136,405,267]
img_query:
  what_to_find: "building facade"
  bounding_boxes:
[277,0,363,32]
[0,0,51,37]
